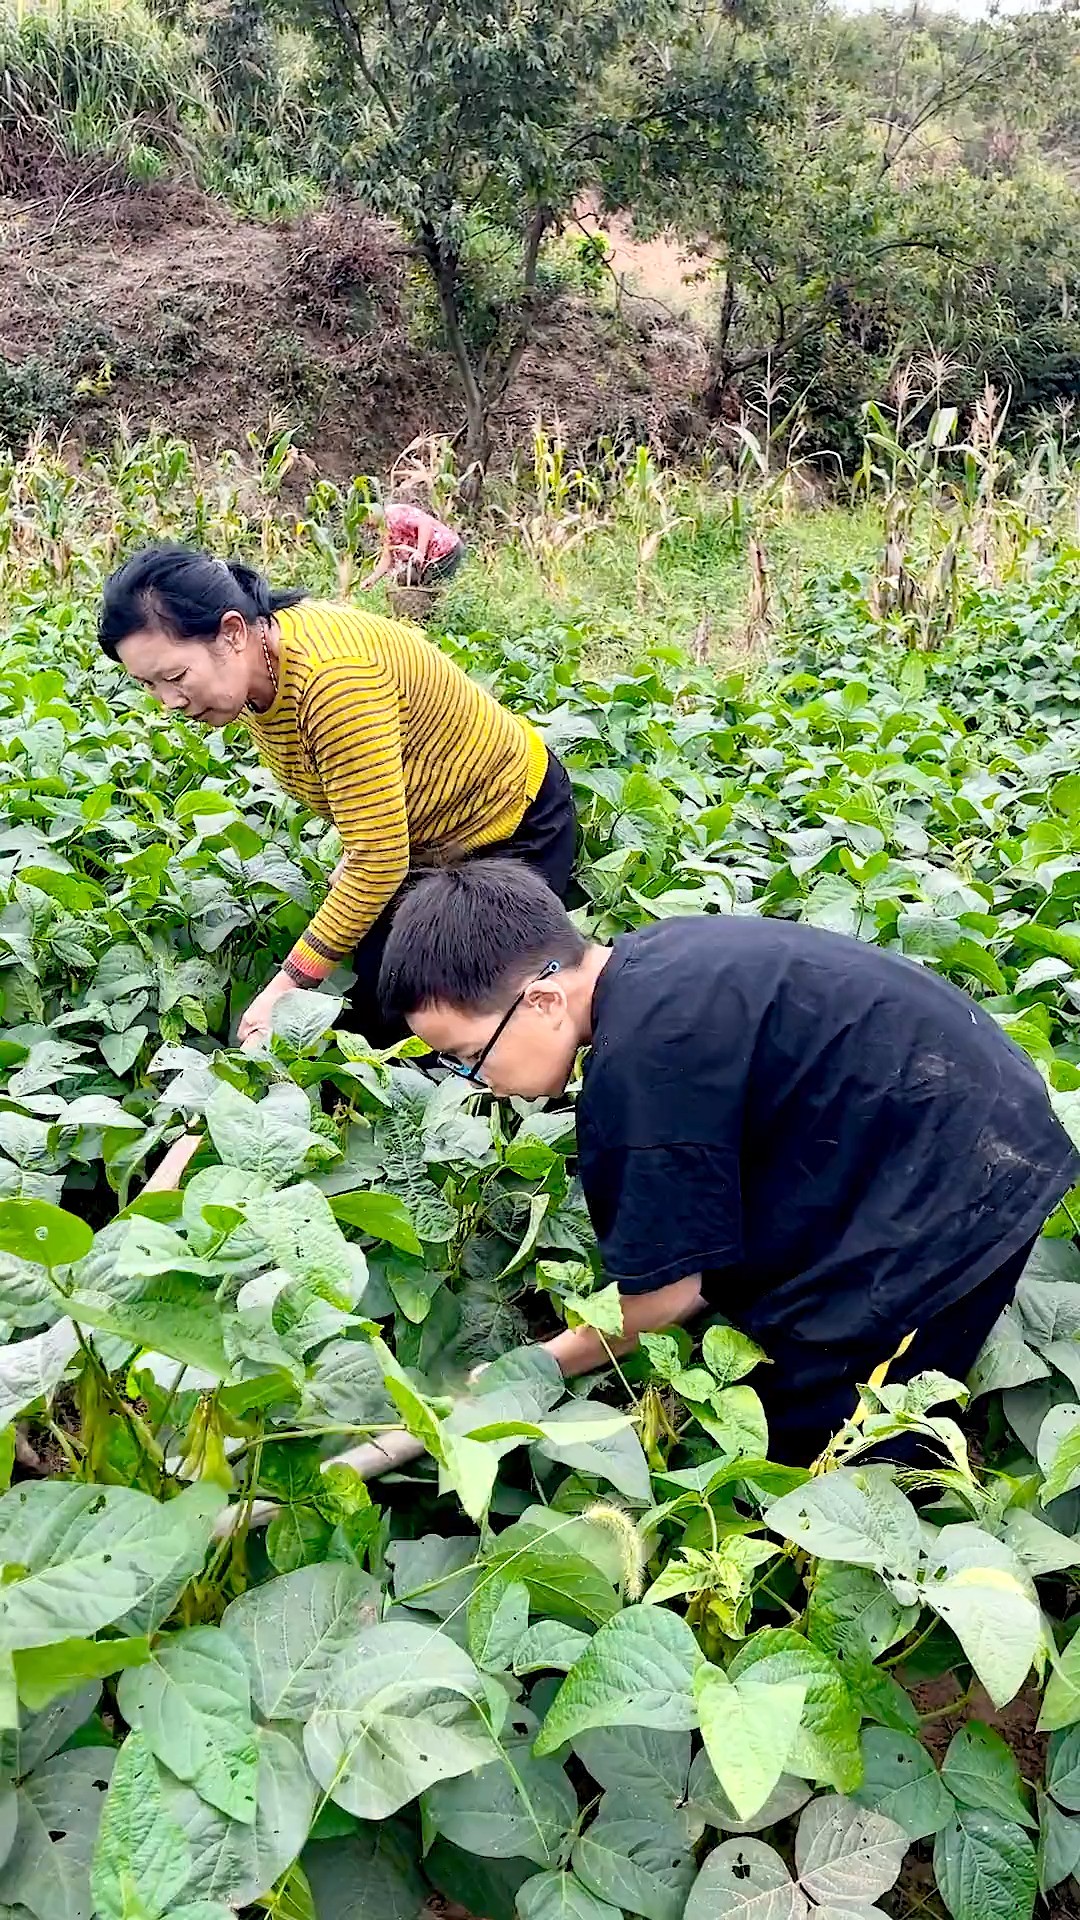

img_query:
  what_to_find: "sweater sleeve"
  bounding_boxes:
[283,659,409,984]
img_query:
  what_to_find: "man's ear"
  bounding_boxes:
[528,978,569,1021]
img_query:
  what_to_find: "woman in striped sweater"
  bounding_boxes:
[98,547,576,1046]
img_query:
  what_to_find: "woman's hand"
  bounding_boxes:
[238,969,299,1046]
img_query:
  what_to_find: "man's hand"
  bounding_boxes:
[330,853,348,888]
[542,1273,705,1379]
[237,969,298,1046]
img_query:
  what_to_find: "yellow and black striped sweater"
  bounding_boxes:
[246,601,548,985]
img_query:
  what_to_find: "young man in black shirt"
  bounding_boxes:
[378,859,1080,1462]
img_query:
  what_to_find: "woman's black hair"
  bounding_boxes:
[98,545,308,660]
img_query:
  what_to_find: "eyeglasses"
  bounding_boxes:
[437,960,561,1083]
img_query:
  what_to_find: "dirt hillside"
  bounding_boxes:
[0,187,712,478]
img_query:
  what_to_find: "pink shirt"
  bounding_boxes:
[384,504,460,565]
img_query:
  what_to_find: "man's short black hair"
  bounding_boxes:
[379,859,588,1017]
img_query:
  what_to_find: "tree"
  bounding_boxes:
[652,0,1079,449]
[269,0,774,494]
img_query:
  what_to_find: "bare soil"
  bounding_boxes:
[0,187,710,479]
[576,197,718,326]
[886,1678,1078,1918]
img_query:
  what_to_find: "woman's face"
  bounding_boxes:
[116,614,254,727]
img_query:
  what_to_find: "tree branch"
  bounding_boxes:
[418,222,488,459]
[486,205,554,411]
[325,0,399,127]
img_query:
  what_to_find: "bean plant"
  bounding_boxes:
[3,437,1080,1920]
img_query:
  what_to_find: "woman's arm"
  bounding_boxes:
[238,663,409,1038]
[412,516,433,569]
[361,530,395,591]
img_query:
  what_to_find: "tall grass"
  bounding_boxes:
[2,411,1079,678]
[0,0,322,207]
[0,0,211,181]
[0,425,864,672]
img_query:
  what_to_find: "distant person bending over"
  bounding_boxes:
[97,549,575,1048]
[361,501,465,597]
[378,859,1080,1465]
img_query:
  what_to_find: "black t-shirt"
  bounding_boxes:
[578,917,1080,1346]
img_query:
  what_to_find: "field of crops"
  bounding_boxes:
[5,425,1080,1920]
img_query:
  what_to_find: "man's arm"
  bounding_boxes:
[542,1274,705,1378]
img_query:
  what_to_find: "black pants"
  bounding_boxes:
[347,751,577,1047]
[417,543,466,584]
[746,1235,1037,1466]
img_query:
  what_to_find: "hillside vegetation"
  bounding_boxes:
[5,0,1080,477]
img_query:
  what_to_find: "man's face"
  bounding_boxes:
[409,975,580,1099]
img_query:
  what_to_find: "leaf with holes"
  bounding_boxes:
[304,1621,492,1819]
[516,1869,623,1920]
[933,1809,1037,1920]
[117,1627,258,1825]
[806,1565,917,1665]
[794,1794,906,1908]
[684,1837,808,1920]
[162,1726,314,1908]
[0,1481,222,1652]
[0,1746,116,1920]
[766,1469,922,1578]
[534,1607,704,1755]
[922,1555,1042,1709]
[206,1081,329,1186]
[91,1733,190,1920]
[571,1799,696,1920]
[850,1728,952,1841]
[941,1721,1035,1828]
